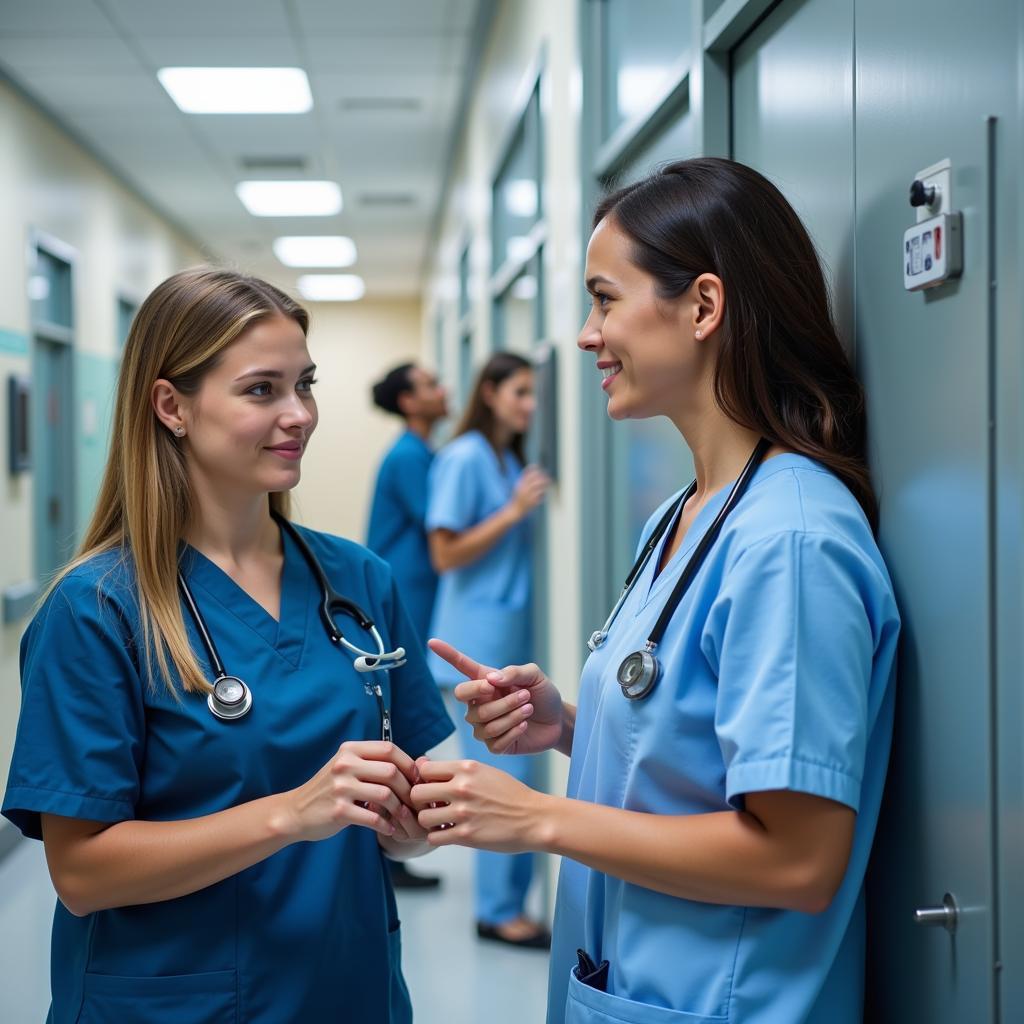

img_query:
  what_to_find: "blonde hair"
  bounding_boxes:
[51,267,309,695]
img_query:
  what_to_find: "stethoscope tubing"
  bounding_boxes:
[593,438,771,700]
[177,512,404,729]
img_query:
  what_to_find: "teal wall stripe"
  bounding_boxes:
[0,328,30,355]
[74,350,120,535]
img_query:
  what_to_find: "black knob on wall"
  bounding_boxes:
[909,179,937,208]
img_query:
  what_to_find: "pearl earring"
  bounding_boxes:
[174,425,186,437]
[695,330,703,339]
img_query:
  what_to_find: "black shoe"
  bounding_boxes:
[388,860,442,890]
[476,921,552,950]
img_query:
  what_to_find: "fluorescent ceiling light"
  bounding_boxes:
[236,181,342,217]
[297,274,366,302]
[158,67,313,114]
[273,236,357,268]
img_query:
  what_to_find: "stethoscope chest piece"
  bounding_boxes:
[208,675,253,721]
[617,648,659,700]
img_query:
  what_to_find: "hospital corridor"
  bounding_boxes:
[0,1,1022,1022]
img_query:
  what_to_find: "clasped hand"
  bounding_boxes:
[288,740,429,844]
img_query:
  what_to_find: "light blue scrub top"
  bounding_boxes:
[548,455,900,1024]
[425,430,532,685]
[3,524,453,1024]
[367,429,438,642]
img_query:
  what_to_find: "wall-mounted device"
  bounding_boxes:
[903,158,962,292]
[7,374,30,474]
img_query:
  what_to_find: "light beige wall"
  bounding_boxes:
[0,78,201,790]
[422,0,584,825]
[292,298,423,544]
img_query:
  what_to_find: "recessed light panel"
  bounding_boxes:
[273,236,357,268]
[297,275,366,302]
[158,67,313,114]
[236,181,342,217]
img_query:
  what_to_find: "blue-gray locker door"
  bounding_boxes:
[856,0,1017,1019]
[734,0,1007,1019]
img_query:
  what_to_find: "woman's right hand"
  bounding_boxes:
[428,639,565,755]
[509,465,550,520]
[285,741,417,842]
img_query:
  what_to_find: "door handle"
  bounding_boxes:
[913,892,959,933]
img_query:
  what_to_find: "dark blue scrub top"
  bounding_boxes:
[2,524,453,1024]
[366,429,438,643]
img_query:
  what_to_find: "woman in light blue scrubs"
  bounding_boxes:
[413,159,901,1023]
[2,268,452,1023]
[425,351,551,947]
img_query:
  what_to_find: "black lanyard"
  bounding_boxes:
[614,438,771,700]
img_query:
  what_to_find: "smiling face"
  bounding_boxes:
[170,313,318,507]
[484,366,536,437]
[579,216,717,425]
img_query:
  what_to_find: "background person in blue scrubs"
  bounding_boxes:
[367,362,449,890]
[426,351,551,949]
[413,159,900,1024]
[2,268,452,1024]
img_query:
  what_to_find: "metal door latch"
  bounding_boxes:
[914,892,959,934]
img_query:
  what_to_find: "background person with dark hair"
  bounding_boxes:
[367,362,449,890]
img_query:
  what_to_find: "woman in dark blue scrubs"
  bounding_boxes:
[2,268,453,1023]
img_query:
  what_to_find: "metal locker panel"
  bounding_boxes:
[731,0,855,350]
[731,0,1013,1018]
[854,0,1018,1018]
[603,119,699,584]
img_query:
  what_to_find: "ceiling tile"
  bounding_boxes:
[17,69,172,114]
[0,0,114,34]
[101,0,292,37]
[133,34,303,68]
[293,0,450,34]
[304,33,466,73]
[0,35,142,73]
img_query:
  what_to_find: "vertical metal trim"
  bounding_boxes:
[985,113,1002,1023]
[850,0,857,361]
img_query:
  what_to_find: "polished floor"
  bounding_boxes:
[0,723,550,1022]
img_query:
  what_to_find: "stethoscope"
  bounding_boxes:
[177,511,406,735]
[588,438,771,701]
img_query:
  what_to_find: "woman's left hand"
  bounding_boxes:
[410,760,550,853]
[374,757,432,851]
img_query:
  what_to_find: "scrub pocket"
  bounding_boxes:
[565,967,729,1024]
[78,969,236,1024]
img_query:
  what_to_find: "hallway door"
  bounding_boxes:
[33,335,75,578]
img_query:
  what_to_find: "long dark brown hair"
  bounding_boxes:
[454,351,532,465]
[595,157,877,530]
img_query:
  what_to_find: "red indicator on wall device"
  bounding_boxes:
[934,225,942,260]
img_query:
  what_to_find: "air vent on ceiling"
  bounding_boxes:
[340,97,422,113]
[358,192,417,207]
[240,155,308,172]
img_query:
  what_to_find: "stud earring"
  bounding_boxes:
[695,330,703,339]
[173,425,186,437]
